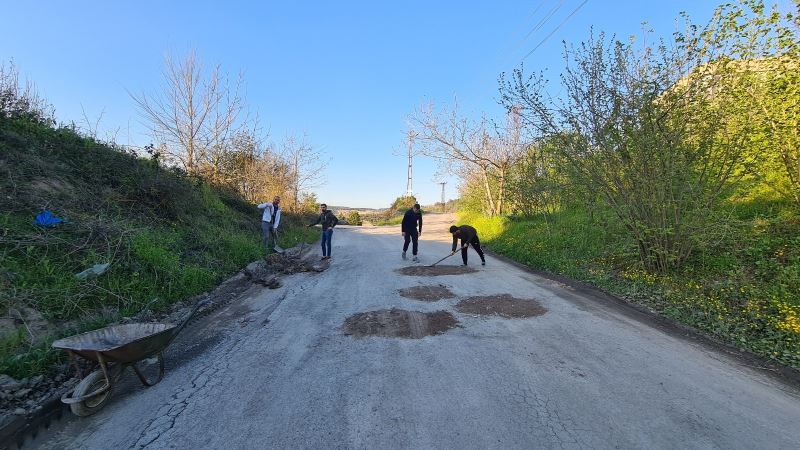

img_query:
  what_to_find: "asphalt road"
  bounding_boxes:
[35,214,800,449]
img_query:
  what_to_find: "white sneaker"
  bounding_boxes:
[402,251,407,260]
[412,256,419,262]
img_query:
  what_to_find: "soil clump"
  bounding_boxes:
[455,294,547,318]
[395,265,477,276]
[398,285,456,301]
[343,308,458,338]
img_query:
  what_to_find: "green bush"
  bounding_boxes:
[346,211,363,226]
[389,195,417,215]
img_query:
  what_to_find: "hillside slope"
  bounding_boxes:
[0,115,316,378]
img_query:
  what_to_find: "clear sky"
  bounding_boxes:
[1,0,726,208]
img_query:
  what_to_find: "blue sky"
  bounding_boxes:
[1,0,725,208]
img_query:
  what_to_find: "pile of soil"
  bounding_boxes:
[343,308,459,338]
[395,265,477,276]
[455,294,547,318]
[244,244,327,287]
[398,285,456,301]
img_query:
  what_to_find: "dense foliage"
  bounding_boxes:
[453,1,800,367]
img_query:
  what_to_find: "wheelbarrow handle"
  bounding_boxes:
[167,299,211,346]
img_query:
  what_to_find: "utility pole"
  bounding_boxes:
[439,181,447,212]
[406,130,416,197]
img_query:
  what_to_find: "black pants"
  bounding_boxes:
[462,237,485,265]
[403,231,419,255]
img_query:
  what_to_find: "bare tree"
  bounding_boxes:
[409,102,525,215]
[281,134,325,212]
[131,51,246,176]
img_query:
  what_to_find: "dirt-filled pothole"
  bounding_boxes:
[455,294,547,318]
[343,308,459,338]
[395,265,478,276]
[398,285,456,301]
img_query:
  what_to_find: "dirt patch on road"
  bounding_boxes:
[343,308,459,338]
[398,285,456,301]
[395,265,477,276]
[455,294,547,318]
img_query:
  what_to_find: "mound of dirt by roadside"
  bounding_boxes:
[455,294,547,318]
[343,308,459,338]
[398,285,456,301]
[395,265,478,276]
[243,244,328,288]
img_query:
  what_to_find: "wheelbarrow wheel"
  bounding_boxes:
[70,369,113,417]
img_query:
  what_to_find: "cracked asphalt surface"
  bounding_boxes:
[35,215,800,449]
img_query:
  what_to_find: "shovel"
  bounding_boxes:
[429,244,469,267]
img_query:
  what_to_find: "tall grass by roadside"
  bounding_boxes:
[0,115,318,378]
[459,203,800,369]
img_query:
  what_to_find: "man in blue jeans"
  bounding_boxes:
[307,203,339,260]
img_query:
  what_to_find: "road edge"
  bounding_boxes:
[1,241,324,450]
[485,249,800,391]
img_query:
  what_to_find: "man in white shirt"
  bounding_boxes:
[257,196,281,254]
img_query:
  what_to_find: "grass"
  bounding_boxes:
[459,202,800,370]
[364,208,430,227]
[372,215,404,226]
[0,115,318,378]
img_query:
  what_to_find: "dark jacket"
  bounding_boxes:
[310,210,339,231]
[452,225,478,252]
[401,209,422,234]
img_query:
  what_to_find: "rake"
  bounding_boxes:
[428,243,469,267]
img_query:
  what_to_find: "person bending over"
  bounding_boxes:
[449,224,485,266]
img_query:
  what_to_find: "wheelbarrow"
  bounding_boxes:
[52,300,206,416]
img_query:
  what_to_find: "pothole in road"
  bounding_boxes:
[395,265,478,276]
[455,294,547,318]
[398,285,456,301]
[343,308,459,338]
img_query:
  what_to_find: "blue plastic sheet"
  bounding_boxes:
[34,210,64,227]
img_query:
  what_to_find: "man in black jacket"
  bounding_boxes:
[401,203,423,262]
[307,204,339,260]
[450,224,486,266]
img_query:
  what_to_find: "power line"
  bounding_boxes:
[521,0,565,43]
[496,0,565,73]
[510,0,548,42]
[505,0,565,58]
[521,0,589,61]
